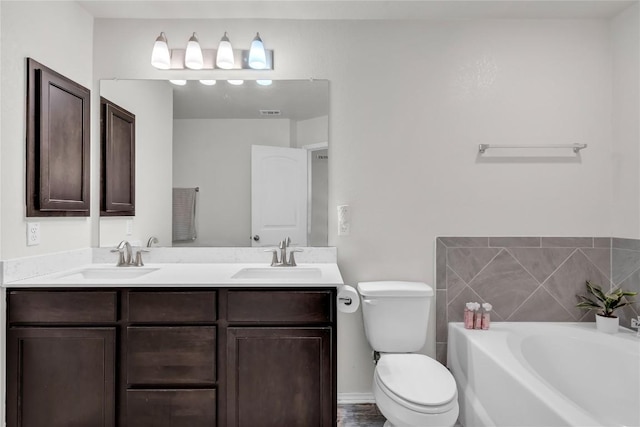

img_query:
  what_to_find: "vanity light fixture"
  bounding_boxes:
[184,32,204,69]
[199,80,217,86]
[256,79,273,86]
[169,79,187,86]
[150,31,273,70]
[248,33,267,69]
[227,79,244,86]
[216,32,235,69]
[151,32,171,69]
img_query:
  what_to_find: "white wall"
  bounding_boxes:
[0,1,93,422]
[173,118,290,246]
[0,1,94,259]
[611,3,640,238]
[93,17,617,394]
[99,80,173,247]
[310,148,329,246]
[297,115,329,147]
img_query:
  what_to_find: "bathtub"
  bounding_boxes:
[448,322,640,427]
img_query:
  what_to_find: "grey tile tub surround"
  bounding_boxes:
[435,237,640,364]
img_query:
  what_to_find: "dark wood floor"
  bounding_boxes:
[338,403,463,427]
[337,404,387,427]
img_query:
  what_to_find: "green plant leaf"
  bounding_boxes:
[586,281,607,302]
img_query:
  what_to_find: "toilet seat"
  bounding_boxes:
[375,354,457,415]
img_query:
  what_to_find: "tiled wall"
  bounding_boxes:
[435,236,640,364]
[612,238,640,327]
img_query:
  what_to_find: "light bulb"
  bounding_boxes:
[216,32,235,69]
[227,80,244,86]
[185,32,204,70]
[199,80,217,86]
[248,33,267,69]
[256,80,272,86]
[169,79,187,86]
[151,32,171,69]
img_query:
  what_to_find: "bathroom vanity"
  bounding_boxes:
[4,262,342,427]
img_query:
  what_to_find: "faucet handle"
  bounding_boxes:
[134,249,150,267]
[264,249,280,266]
[110,249,126,266]
[288,249,303,267]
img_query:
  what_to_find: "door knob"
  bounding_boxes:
[253,235,260,241]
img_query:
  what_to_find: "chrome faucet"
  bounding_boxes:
[265,237,303,267]
[111,240,148,267]
[279,237,291,266]
[147,236,159,247]
[111,240,133,266]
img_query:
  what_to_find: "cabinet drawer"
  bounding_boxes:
[128,291,217,323]
[8,291,117,324]
[127,389,215,427]
[227,290,333,324]
[127,327,216,385]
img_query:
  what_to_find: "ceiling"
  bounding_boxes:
[79,0,636,20]
[170,79,329,120]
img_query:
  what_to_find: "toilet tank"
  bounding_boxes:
[357,281,434,353]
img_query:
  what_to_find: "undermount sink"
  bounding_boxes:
[232,267,322,280]
[58,267,159,281]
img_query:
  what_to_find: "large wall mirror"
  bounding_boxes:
[99,79,329,248]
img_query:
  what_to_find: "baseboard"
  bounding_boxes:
[337,392,376,404]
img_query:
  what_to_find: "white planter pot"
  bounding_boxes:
[596,314,619,334]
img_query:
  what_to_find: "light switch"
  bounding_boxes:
[337,205,350,236]
[126,220,133,236]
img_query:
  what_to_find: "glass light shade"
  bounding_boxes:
[248,33,267,69]
[185,32,204,70]
[199,80,217,86]
[169,79,187,86]
[216,32,235,69]
[227,80,244,86]
[256,80,272,86]
[151,32,171,69]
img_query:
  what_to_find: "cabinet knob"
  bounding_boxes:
[253,235,260,242]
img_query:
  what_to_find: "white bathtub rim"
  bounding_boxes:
[448,322,636,427]
[450,323,596,425]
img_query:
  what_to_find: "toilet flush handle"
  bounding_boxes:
[362,298,379,306]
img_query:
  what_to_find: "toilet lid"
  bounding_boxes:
[376,354,457,407]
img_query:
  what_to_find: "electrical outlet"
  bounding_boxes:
[125,220,133,236]
[27,222,40,246]
[337,205,350,236]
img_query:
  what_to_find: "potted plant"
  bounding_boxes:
[576,281,637,333]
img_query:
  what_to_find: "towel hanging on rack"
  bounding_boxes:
[172,187,198,242]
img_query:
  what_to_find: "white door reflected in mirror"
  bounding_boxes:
[251,145,308,247]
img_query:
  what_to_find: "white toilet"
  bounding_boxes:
[357,281,459,427]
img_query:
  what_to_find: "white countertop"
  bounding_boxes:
[4,263,344,288]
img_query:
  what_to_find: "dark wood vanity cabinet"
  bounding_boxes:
[6,288,337,427]
[7,291,117,427]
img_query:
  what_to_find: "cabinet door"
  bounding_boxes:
[26,58,91,217]
[7,327,116,427]
[101,97,135,216]
[227,327,333,427]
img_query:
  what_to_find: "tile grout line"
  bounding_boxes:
[578,248,614,288]
[613,265,640,288]
[465,248,504,286]
[503,247,544,285]
[538,248,581,318]
[505,283,543,320]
